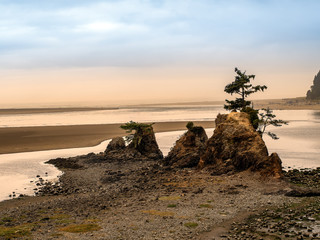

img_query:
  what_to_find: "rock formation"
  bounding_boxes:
[105,126,163,161]
[164,126,208,168]
[128,125,163,160]
[306,70,320,100]
[199,112,282,178]
[105,137,126,152]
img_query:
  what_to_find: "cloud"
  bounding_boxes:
[0,0,319,69]
[73,21,147,33]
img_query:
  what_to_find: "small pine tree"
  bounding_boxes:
[258,108,288,140]
[186,121,194,130]
[224,68,267,111]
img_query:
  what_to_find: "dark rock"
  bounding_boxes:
[128,125,163,160]
[105,126,163,161]
[105,137,125,153]
[285,187,320,197]
[199,112,282,178]
[46,157,83,169]
[164,126,208,168]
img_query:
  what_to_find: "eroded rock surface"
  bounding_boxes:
[105,126,163,161]
[199,112,282,178]
[105,137,125,152]
[164,126,208,168]
[128,125,163,160]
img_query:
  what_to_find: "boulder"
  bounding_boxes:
[164,126,208,168]
[199,112,282,178]
[105,137,125,153]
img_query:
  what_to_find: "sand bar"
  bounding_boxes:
[0,107,119,115]
[0,121,214,154]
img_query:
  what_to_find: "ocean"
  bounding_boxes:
[0,106,319,201]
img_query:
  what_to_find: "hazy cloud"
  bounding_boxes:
[0,0,319,69]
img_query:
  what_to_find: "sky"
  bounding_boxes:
[0,0,320,107]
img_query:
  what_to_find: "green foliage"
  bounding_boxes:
[186,121,194,130]
[59,223,101,233]
[167,204,177,208]
[199,204,213,208]
[184,222,198,228]
[120,121,154,149]
[242,107,259,130]
[258,108,288,140]
[224,68,267,111]
[0,224,33,239]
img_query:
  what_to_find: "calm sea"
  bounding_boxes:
[0,106,319,201]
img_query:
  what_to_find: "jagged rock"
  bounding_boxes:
[164,126,208,168]
[199,112,282,178]
[105,137,125,153]
[127,125,163,160]
[105,126,163,161]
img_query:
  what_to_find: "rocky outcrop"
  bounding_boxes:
[199,112,282,178]
[164,126,208,168]
[105,137,125,152]
[105,126,163,161]
[128,126,163,160]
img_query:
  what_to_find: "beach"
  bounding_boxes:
[0,121,215,154]
[0,103,319,239]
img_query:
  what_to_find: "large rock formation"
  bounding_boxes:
[306,70,320,100]
[199,112,282,178]
[164,126,208,168]
[105,126,163,161]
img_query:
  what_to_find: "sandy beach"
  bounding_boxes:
[0,121,215,154]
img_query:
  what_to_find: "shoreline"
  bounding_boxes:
[0,121,215,154]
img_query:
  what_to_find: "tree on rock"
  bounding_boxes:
[120,121,163,159]
[120,121,154,149]
[224,68,267,111]
[306,70,320,100]
[258,108,288,140]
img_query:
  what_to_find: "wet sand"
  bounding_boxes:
[0,121,215,154]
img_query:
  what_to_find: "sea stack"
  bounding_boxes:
[199,112,283,178]
[164,125,208,168]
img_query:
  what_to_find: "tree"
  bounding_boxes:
[224,68,267,111]
[257,108,288,140]
[120,121,154,149]
[186,121,194,130]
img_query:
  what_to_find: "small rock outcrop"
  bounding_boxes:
[105,137,125,153]
[199,112,282,178]
[128,126,163,160]
[164,126,208,168]
[105,125,163,161]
